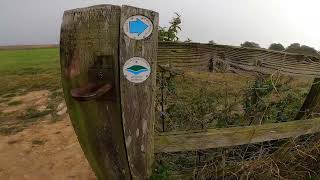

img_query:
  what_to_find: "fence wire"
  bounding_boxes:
[155,66,314,133]
[153,65,320,179]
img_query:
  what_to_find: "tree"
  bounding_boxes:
[300,45,319,56]
[158,13,181,42]
[285,43,319,57]
[241,41,260,48]
[268,43,285,51]
[285,43,301,53]
[184,38,192,42]
[208,40,216,45]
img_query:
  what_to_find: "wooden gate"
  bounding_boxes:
[60,4,320,179]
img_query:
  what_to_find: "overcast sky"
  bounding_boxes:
[1,0,320,49]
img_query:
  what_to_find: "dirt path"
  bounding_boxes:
[0,115,96,180]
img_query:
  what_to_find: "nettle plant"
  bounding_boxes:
[166,83,218,130]
[162,73,305,131]
[243,74,302,125]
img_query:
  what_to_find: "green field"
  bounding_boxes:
[0,48,63,134]
[0,47,312,130]
[0,48,61,97]
[0,47,319,179]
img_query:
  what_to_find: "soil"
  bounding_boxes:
[0,90,96,180]
[0,116,96,180]
[1,90,50,114]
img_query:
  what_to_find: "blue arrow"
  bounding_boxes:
[129,18,148,36]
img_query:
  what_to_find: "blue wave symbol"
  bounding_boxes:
[127,69,148,75]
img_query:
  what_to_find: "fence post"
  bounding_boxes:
[296,78,320,120]
[119,5,159,178]
[60,5,131,179]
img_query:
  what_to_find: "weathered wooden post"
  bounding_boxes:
[295,78,320,120]
[60,4,158,179]
[119,5,158,178]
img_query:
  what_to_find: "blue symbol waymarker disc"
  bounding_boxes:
[124,15,153,40]
[123,57,151,83]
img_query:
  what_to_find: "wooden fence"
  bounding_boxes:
[158,42,320,77]
[60,4,320,179]
[155,41,320,154]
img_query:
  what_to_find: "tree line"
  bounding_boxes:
[240,41,319,57]
[159,13,320,57]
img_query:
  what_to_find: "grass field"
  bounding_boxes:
[0,47,313,133]
[0,47,63,135]
[0,47,319,179]
[0,48,61,97]
[0,47,97,180]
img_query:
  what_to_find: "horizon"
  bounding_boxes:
[1,0,320,50]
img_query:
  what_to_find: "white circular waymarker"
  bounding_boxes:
[123,15,153,40]
[123,57,151,83]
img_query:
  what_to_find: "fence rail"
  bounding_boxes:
[158,42,320,77]
[156,44,320,154]
[155,117,320,153]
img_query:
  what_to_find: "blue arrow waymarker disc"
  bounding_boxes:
[129,18,148,35]
[124,15,153,40]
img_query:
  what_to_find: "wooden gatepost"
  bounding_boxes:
[60,4,158,179]
[60,3,320,179]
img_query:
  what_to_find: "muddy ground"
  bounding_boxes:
[0,90,96,180]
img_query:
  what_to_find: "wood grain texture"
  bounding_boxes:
[157,42,320,77]
[155,118,320,153]
[296,78,320,120]
[60,5,130,179]
[119,5,159,179]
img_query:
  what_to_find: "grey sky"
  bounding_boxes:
[1,0,320,49]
